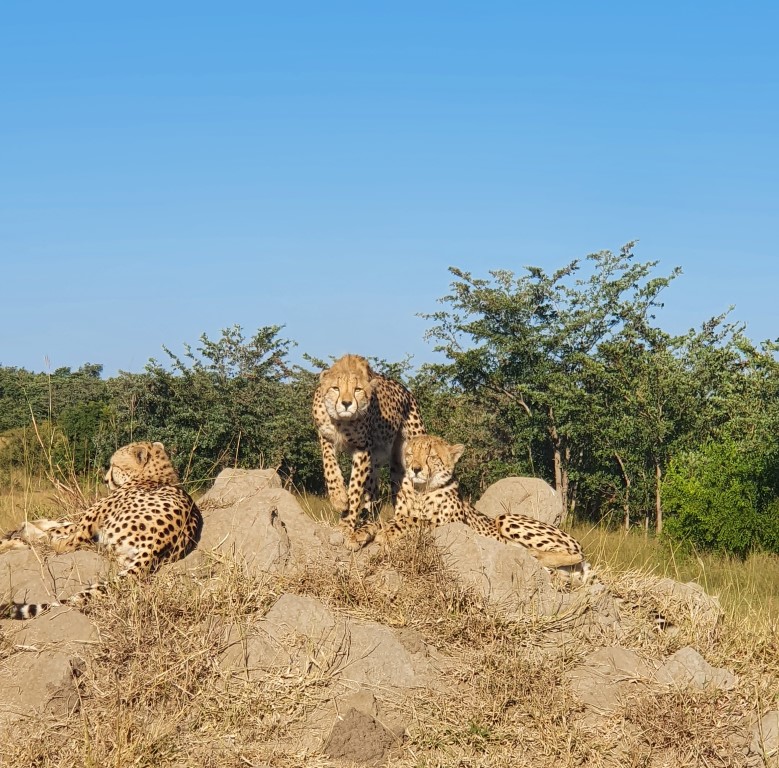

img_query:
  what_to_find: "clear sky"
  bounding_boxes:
[2,2,777,376]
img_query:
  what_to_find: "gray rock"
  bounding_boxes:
[432,521,583,619]
[198,467,282,508]
[0,650,84,726]
[188,470,338,575]
[220,593,440,689]
[0,549,106,609]
[475,476,563,525]
[188,487,291,573]
[750,711,779,759]
[1,604,98,647]
[654,646,737,691]
[652,578,724,629]
[566,646,655,714]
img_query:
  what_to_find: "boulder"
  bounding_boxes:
[654,646,737,691]
[220,593,440,689]
[750,711,779,760]
[652,578,723,630]
[566,647,655,715]
[220,593,435,754]
[0,605,97,727]
[187,470,338,575]
[198,467,282,508]
[475,476,563,525]
[0,549,106,609]
[324,707,401,766]
[432,521,591,620]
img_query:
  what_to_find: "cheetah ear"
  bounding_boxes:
[449,444,465,465]
[153,441,165,451]
[133,445,150,466]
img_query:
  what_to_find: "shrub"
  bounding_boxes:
[663,438,779,557]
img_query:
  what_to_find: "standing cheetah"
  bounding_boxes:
[313,354,425,531]
[0,441,203,619]
[350,434,592,581]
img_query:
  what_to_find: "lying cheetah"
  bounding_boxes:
[0,441,203,619]
[350,434,592,581]
[313,354,425,531]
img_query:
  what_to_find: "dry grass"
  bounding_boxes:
[1,488,779,766]
[0,469,64,531]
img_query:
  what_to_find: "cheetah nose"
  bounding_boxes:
[341,400,352,409]
[412,465,422,474]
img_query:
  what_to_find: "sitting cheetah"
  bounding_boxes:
[350,434,592,581]
[0,441,203,619]
[313,354,425,531]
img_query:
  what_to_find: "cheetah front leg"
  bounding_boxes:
[348,482,416,550]
[319,435,348,516]
[341,449,375,532]
[389,438,406,508]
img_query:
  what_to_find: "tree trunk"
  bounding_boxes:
[614,452,631,531]
[547,409,569,524]
[655,460,663,534]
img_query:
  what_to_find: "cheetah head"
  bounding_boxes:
[404,434,465,491]
[105,441,180,490]
[319,354,378,422]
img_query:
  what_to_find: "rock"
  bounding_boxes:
[220,593,433,754]
[566,647,655,715]
[187,487,291,573]
[0,605,96,727]
[1,604,98,647]
[652,578,723,629]
[324,707,400,766]
[220,593,439,689]
[198,468,282,508]
[432,521,586,619]
[0,650,84,726]
[186,470,338,575]
[475,476,563,525]
[750,711,779,759]
[0,549,106,609]
[654,646,737,691]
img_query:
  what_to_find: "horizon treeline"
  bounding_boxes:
[2,245,778,557]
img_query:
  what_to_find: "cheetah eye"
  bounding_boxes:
[354,387,363,394]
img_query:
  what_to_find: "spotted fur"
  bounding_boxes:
[1,441,202,619]
[313,354,426,531]
[350,434,592,581]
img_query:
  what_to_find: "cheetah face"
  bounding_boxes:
[105,441,180,490]
[404,435,465,491]
[319,354,376,422]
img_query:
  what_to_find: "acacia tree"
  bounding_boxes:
[423,244,681,522]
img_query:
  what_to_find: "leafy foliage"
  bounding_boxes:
[663,439,779,556]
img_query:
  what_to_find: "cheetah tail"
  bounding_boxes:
[3,581,108,620]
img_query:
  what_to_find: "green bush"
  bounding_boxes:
[663,439,779,557]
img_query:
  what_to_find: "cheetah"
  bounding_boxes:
[350,434,593,581]
[0,441,203,619]
[313,354,425,531]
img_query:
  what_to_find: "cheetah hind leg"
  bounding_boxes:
[0,519,78,554]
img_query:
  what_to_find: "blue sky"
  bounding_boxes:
[2,2,777,376]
